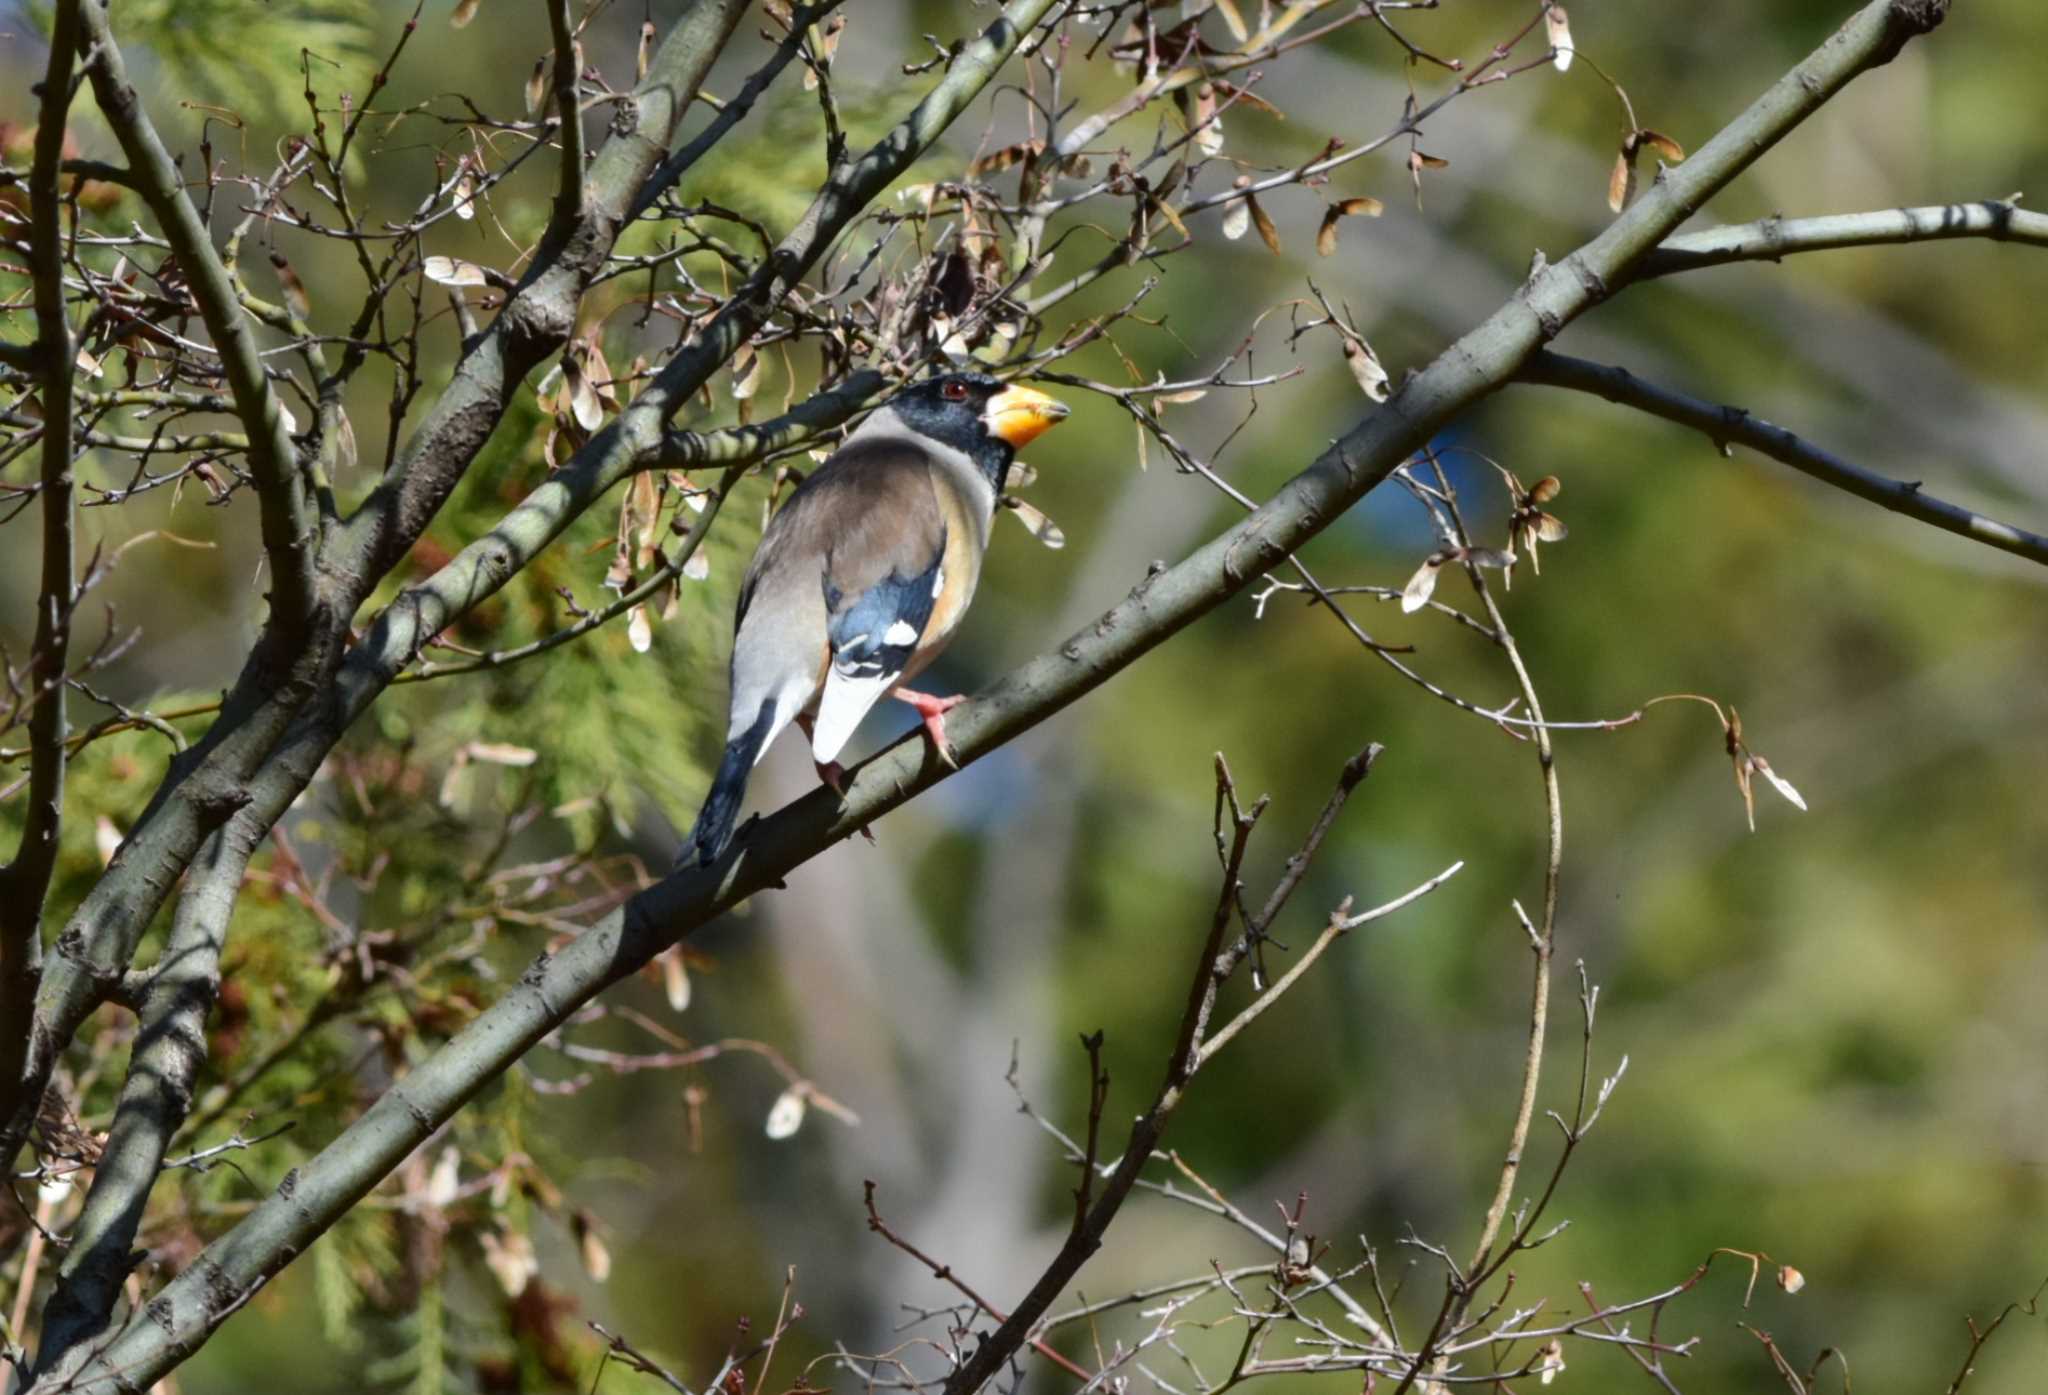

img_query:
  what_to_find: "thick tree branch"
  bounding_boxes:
[74,0,319,624]
[1634,199,2048,281]
[398,459,745,685]
[1518,350,2048,566]
[30,6,1948,1389]
[652,367,884,470]
[0,0,84,1156]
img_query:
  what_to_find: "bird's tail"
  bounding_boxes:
[685,708,773,867]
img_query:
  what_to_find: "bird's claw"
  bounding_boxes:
[893,687,966,768]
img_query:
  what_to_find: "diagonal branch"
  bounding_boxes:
[25,2,1952,1389]
[1517,349,2048,566]
[75,0,319,625]
[1633,199,2048,281]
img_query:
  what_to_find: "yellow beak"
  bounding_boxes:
[984,384,1071,448]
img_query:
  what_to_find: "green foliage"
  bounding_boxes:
[0,714,210,958]
[31,0,377,127]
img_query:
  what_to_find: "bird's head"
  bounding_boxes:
[886,372,1070,485]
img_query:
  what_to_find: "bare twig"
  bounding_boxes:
[1518,349,2048,567]
[1635,199,2048,280]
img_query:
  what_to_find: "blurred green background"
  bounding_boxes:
[3,0,2046,1390]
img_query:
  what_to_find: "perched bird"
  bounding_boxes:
[686,372,1071,865]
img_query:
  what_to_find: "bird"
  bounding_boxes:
[685,371,1071,865]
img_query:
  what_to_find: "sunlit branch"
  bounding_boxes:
[393,460,745,685]
[1195,859,1464,1068]
[1633,199,2048,280]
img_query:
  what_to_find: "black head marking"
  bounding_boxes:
[886,372,1015,486]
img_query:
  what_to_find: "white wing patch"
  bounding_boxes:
[931,566,945,599]
[810,665,899,763]
[883,619,920,646]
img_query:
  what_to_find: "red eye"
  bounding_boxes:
[941,380,968,402]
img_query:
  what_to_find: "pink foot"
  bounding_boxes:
[892,687,966,767]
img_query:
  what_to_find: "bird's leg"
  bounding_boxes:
[891,687,966,768]
[794,715,848,795]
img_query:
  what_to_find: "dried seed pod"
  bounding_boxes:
[765,1086,808,1140]
[480,1229,537,1297]
[1608,146,1636,213]
[1401,554,1446,612]
[563,354,604,431]
[1545,4,1574,71]
[729,343,761,400]
[1638,129,1686,162]
[1001,496,1066,549]
[1248,191,1281,254]
[661,949,691,1011]
[1222,175,1253,240]
[422,256,489,287]
[1191,83,1224,156]
[1343,336,1390,401]
[426,1146,460,1208]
